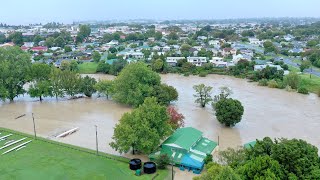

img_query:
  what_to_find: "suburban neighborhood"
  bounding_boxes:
[1,1,320,179]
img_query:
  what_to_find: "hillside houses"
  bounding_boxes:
[187,57,207,66]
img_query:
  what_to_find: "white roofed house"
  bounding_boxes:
[131,52,144,59]
[152,46,161,51]
[209,57,227,67]
[162,46,171,52]
[249,38,263,45]
[166,57,185,66]
[187,57,207,66]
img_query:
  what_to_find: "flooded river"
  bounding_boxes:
[1,74,320,155]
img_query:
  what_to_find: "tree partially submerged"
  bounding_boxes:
[110,97,172,154]
[193,84,213,107]
[215,98,244,127]
[0,47,31,101]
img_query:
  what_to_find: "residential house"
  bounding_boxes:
[162,46,171,52]
[187,57,207,66]
[254,64,283,71]
[166,57,185,66]
[232,54,252,64]
[131,52,144,59]
[152,46,161,51]
[149,127,217,174]
[222,48,237,57]
[209,57,227,67]
[208,40,220,47]
[31,46,48,52]
[249,37,263,45]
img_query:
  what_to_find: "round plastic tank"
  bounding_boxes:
[129,159,142,170]
[143,162,156,174]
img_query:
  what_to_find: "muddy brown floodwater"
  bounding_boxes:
[1,74,320,157]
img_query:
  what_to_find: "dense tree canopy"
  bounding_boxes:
[110,97,172,154]
[0,47,31,101]
[112,62,177,107]
[215,98,244,127]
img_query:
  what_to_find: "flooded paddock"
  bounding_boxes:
[1,74,320,156]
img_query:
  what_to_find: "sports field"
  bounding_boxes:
[0,128,168,180]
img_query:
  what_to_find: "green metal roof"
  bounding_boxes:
[244,141,257,149]
[192,137,217,155]
[162,127,203,150]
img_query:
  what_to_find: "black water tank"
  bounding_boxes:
[129,159,142,170]
[143,162,156,174]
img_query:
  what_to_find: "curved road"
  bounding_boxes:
[276,57,320,77]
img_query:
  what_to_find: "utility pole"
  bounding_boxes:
[32,113,37,139]
[171,156,174,180]
[95,125,99,155]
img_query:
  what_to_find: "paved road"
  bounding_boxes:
[276,57,320,77]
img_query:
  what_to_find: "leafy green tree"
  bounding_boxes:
[28,80,53,101]
[79,76,97,97]
[271,139,319,179]
[151,59,164,72]
[193,84,213,107]
[8,32,23,46]
[215,98,244,127]
[60,70,81,97]
[151,84,178,105]
[284,72,300,89]
[96,61,111,74]
[306,40,318,47]
[0,47,31,101]
[0,34,6,44]
[109,59,127,75]
[167,32,179,40]
[28,63,53,101]
[50,68,64,99]
[45,37,55,48]
[263,41,278,54]
[110,97,172,154]
[155,154,170,169]
[155,31,163,40]
[215,166,241,180]
[300,60,311,73]
[204,154,213,165]
[64,46,72,52]
[218,147,246,168]
[33,35,43,46]
[92,51,101,63]
[76,24,91,43]
[54,36,65,47]
[112,62,161,107]
[213,86,233,109]
[94,80,113,99]
[237,156,284,180]
[194,162,223,180]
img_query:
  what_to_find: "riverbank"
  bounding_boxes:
[78,62,320,95]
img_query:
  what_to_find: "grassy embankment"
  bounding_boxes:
[288,65,320,94]
[0,127,168,180]
[78,62,98,74]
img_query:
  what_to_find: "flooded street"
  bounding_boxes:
[1,74,320,156]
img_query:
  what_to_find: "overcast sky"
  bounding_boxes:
[1,0,320,25]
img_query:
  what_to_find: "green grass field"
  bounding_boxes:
[78,62,98,74]
[288,65,320,93]
[0,128,168,180]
